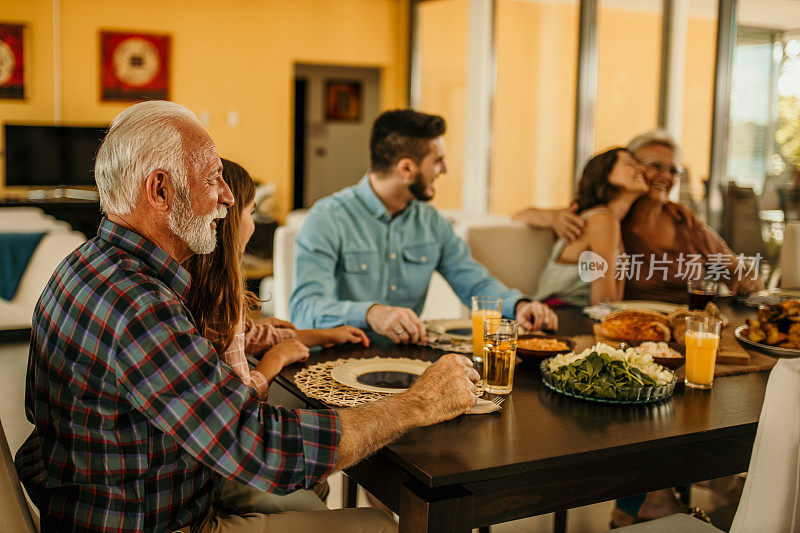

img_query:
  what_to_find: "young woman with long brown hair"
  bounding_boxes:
[184,158,369,516]
[185,159,369,401]
[531,148,648,306]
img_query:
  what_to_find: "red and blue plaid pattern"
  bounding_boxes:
[15,219,341,532]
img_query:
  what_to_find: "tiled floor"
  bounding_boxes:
[2,340,729,532]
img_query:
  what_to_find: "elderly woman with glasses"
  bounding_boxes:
[514,129,763,305]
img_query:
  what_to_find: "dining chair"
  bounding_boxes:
[780,221,800,289]
[609,357,800,532]
[722,183,767,257]
[778,187,800,222]
[272,225,298,321]
[0,416,38,533]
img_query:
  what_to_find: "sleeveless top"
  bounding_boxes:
[532,207,611,307]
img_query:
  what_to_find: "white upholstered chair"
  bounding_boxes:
[271,225,298,321]
[459,220,556,296]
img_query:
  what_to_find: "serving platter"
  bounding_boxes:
[539,359,677,404]
[734,325,800,359]
[330,357,431,394]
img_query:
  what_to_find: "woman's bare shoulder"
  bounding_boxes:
[583,210,618,233]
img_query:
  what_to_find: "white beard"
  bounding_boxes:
[167,187,227,255]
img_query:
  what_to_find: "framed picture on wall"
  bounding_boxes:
[325,80,362,121]
[100,31,170,102]
[0,23,25,100]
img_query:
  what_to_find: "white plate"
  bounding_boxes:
[734,325,800,358]
[330,357,431,394]
[426,318,474,340]
[609,300,685,314]
[740,289,800,308]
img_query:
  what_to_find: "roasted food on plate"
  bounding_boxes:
[599,310,671,342]
[667,302,727,345]
[745,299,800,349]
[518,337,570,352]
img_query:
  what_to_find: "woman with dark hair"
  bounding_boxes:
[185,159,370,515]
[532,148,648,306]
[185,159,369,397]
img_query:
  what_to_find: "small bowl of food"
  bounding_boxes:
[517,334,576,360]
[633,341,685,369]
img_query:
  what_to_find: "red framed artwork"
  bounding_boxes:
[100,31,170,102]
[0,23,25,99]
[325,80,362,121]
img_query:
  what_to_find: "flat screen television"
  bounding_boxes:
[4,124,108,187]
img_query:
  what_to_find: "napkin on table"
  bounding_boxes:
[467,397,502,415]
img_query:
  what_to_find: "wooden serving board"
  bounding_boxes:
[592,324,750,365]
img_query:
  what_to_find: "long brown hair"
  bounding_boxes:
[574,147,628,213]
[185,158,260,354]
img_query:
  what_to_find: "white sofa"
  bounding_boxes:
[1,230,86,331]
[1,208,87,333]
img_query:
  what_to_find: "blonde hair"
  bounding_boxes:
[626,129,683,161]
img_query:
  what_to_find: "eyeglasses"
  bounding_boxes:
[638,159,685,177]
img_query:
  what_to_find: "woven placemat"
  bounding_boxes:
[294,359,392,407]
[294,357,485,407]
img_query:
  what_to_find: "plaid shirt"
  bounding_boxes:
[15,219,341,532]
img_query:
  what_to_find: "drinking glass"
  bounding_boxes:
[471,297,502,375]
[687,279,719,310]
[482,318,518,394]
[684,315,722,389]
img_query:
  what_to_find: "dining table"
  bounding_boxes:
[271,301,771,532]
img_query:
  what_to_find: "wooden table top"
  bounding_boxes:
[276,301,770,489]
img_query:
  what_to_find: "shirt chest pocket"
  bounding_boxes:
[342,251,381,275]
[402,243,440,271]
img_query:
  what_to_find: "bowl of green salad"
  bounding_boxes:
[540,343,677,404]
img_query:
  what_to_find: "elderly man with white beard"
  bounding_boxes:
[15,101,480,533]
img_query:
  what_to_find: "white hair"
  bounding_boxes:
[626,129,684,162]
[95,100,200,215]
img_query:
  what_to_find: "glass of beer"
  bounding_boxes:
[684,315,722,389]
[471,297,502,376]
[482,318,518,394]
[687,279,718,310]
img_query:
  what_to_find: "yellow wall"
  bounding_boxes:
[594,6,661,154]
[417,0,468,211]
[416,1,715,214]
[492,0,578,213]
[0,0,409,219]
[0,0,56,164]
[1,0,717,217]
[682,17,717,187]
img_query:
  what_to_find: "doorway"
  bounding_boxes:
[293,64,381,208]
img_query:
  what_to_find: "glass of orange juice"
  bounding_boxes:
[471,297,502,379]
[684,315,722,389]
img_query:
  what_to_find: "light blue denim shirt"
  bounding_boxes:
[290,174,525,329]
